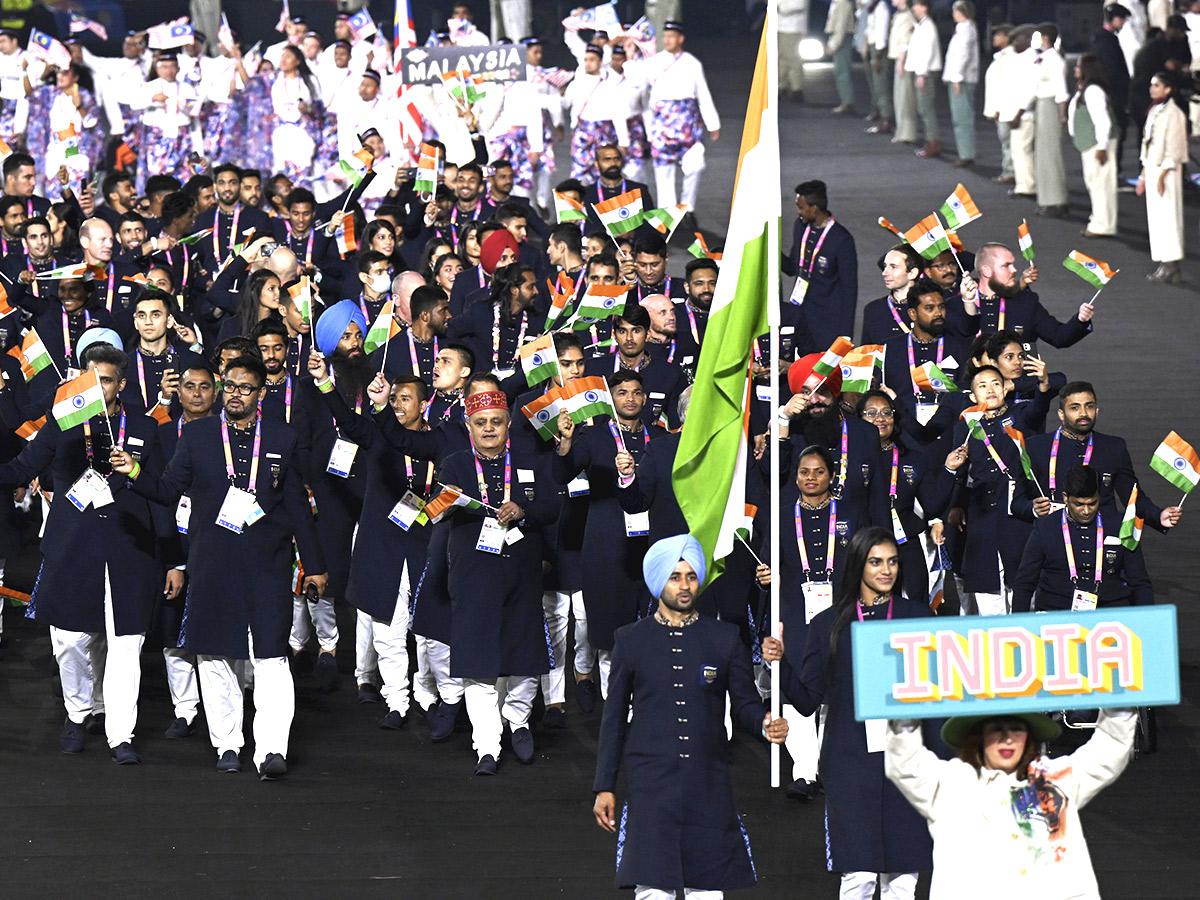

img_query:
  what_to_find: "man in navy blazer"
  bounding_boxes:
[782,180,858,351]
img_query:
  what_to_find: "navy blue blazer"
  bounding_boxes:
[782,217,857,349]
[973,289,1091,348]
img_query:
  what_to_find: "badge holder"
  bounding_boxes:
[623,510,650,537]
[801,581,833,623]
[476,517,506,554]
[388,491,426,531]
[176,495,192,534]
[327,438,359,478]
[1071,589,1099,611]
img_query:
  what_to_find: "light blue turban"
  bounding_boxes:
[314,299,367,357]
[643,534,706,599]
[76,327,124,359]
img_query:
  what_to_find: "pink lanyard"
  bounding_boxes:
[474,450,511,507]
[405,454,435,496]
[798,219,834,276]
[1048,429,1092,492]
[609,419,648,451]
[287,225,314,263]
[135,349,153,406]
[1062,511,1103,588]
[357,292,372,323]
[888,445,899,503]
[493,304,527,369]
[63,309,91,365]
[262,374,294,423]
[856,598,894,621]
[975,420,1011,479]
[683,301,700,346]
[164,245,191,289]
[907,334,944,397]
[83,410,125,462]
[97,263,115,311]
[409,331,437,376]
[888,298,911,334]
[220,410,261,491]
[794,498,836,577]
[599,179,627,201]
[638,276,669,301]
[831,418,849,498]
[215,204,241,260]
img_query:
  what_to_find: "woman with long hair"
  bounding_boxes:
[1138,71,1187,283]
[217,268,282,342]
[432,251,465,296]
[1069,53,1118,237]
[886,706,1136,898]
[22,61,103,200]
[418,237,454,284]
[265,45,329,188]
[360,219,404,271]
[763,526,938,900]
[47,202,81,257]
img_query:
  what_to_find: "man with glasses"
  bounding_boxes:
[113,355,327,779]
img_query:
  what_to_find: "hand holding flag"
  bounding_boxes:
[1150,431,1199,501]
[1017,219,1035,260]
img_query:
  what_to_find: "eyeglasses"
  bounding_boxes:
[224,383,260,397]
[861,409,894,420]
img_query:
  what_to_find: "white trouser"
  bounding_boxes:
[413,635,463,709]
[597,649,613,699]
[653,163,703,210]
[782,702,820,781]
[540,589,592,704]
[374,566,412,714]
[354,609,378,685]
[839,871,919,900]
[49,566,144,747]
[164,647,199,723]
[497,675,538,730]
[636,888,723,900]
[464,678,505,760]
[966,554,1011,616]
[197,631,294,768]
[489,0,530,41]
[533,167,553,210]
[1145,161,1184,262]
[1010,117,1037,194]
[1081,139,1118,235]
[289,592,339,653]
[623,155,648,185]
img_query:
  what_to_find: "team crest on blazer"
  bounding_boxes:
[902,465,915,484]
[1101,472,1113,489]
[524,486,536,500]
[1105,548,1118,566]
[861,463,871,485]
[702,665,717,684]
[270,463,281,487]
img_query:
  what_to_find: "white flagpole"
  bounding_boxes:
[766,0,781,790]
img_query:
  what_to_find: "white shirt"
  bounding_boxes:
[271,72,315,124]
[1032,46,1069,103]
[488,80,546,151]
[942,20,979,83]
[200,56,246,105]
[564,69,630,145]
[137,77,198,137]
[644,50,720,131]
[1067,84,1113,147]
[903,15,942,75]
[983,46,1021,119]
[779,0,809,34]
[607,64,648,121]
[866,2,891,53]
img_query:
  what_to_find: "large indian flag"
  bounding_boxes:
[672,23,777,586]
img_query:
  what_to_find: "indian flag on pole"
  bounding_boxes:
[560,375,614,424]
[1018,219,1035,260]
[423,486,484,522]
[178,228,215,246]
[363,301,400,354]
[673,21,777,585]
[904,213,951,260]
[593,189,645,236]
[288,277,313,326]
[643,204,690,241]
[545,272,575,329]
[1003,425,1036,482]
[571,284,629,322]
[415,143,440,196]
[521,388,567,440]
[878,216,904,240]
[16,415,45,440]
[1150,431,1200,493]
[1119,484,1144,550]
[52,368,104,431]
[335,215,357,256]
[813,336,854,379]
[839,344,883,393]
[554,191,587,223]
[911,361,960,393]
[687,232,723,260]
[1063,250,1117,290]
[938,183,981,230]
[336,148,374,189]
[8,329,53,381]
[518,332,558,385]
[37,262,104,281]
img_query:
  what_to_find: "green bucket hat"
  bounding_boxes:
[940,711,1062,748]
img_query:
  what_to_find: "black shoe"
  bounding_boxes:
[380,709,407,730]
[474,754,498,776]
[1037,205,1068,218]
[110,742,140,765]
[575,678,598,714]
[164,717,195,740]
[60,718,85,754]
[289,651,314,677]
[542,705,566,729]
[86,713,106,735]
[357,682,383,704]
[314,652,339,693]
[511,727,535,764]
[216,749,241,773]
[258,752,287,781]
[430,700,461,742]
[785,778,819,802]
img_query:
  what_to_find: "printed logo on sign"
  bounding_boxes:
[72,395,85,409]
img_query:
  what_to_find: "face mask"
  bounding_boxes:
[370,274,391,293]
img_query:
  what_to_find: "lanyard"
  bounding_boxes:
[798,218,834,276]
[474,450,511,507]
[405,454,435,496]
[63,309,92,365]
[683,300,700,347]
[164,245,191,289]
[492,303,527,369]
[1048,429,1093,492]
[975,419,1012,479]
[888,445,900,502]
[408,331,437,377]
[856,598,894,621]
[287,224,314,263]
[82,410,125,463]
[358,291,372,323]
[794,498,836,577]
[214,204,241,260]
[292,334,305,375]
[96,263,115,311]
[220,411,261,492]
[28,256,53,298]
[638,276,669,301]
[831,418,849,497]
[888,298,911,334]
[1062,511,1104,587]
[135,349,155,407]
[614,352,649,373]
[599,179,627,201]
[907,334,944,398]
[609,419,649,452]
[261,374,294,423]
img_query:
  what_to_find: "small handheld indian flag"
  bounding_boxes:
[415,142,441,197]
[16,415,45,440]
[423,486,484,522]
[441,69,485,106]
[545,272,575,329]
[0,284,12,318]
[572,283,629,321]
[643,204,689,241]
[839,344,883,393]
[52,368,105,431]
[8,329,54,381]
[903,213,951,260]
[336,148,374,189]
[687,232,722,260]
[521,388,567,440]
[37,262,105,281]
[288,277,313,326]
[554,191,586,223]
[878,216,905,240]
[178,228,215,246]
[593,189,644,237]
[1119,483,1144,550]
[335,215,358,257]
[518,332,558,385]
[910,361,960,393]
[1063,250,1117,291]
[1017,219,1035,261]
[559,375,614,424]
[812,336,854,379]
[938,183,981,230]
[1150,431,1199,494]
[1003,425,1037,484]
[363,300,400,354]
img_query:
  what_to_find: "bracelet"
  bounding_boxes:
[315,378,333,393]
[129,461,141,481]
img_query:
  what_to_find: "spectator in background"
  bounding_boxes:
[779,0,810,102]
[1093,4,1133,174]
[906,0,943,159]
[943,0,980,168]
[1069,54,1119,237]
[887,0,919,144]
[983,25,1017,184]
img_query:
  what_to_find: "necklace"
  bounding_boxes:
[654,610,699,627]
[799,497,831,510]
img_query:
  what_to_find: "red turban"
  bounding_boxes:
[788,352,843,396]
[480,230,519,276]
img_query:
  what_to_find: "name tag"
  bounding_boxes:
[504,525,524,545]
[326,438,358,477]
[89,469,114,509]
[915,403,939,426]
[755,385,772,402]
[890,505,907,544]
[517,468,535,483]
[476,517,506,554]
[216,485,259,533]
[623,510,650,537]
[66,469,101,511]
[802,581,833,624]
[567,472,590,497]
[176,495,192,534]
[788,275,809,306]
[1072,589,1099,612]
[387,490,426,531]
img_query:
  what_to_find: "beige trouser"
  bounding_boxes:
[1010,117,1036,194]
[1081,139,1118,235]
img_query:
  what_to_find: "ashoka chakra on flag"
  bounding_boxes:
[1177,458,1187,471]
[72,395,86,409]
[841,365,851,376]
[584,390,599,402]
[535,409,552,423]
[931,379,944,390]
[618,209,630,219]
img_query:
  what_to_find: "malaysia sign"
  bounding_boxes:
[398,43,527,85]
[851,607,1180,721]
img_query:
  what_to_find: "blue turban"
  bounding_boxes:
[643,534,706,599]
[314,300,367,357]
[76,327,124,359]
